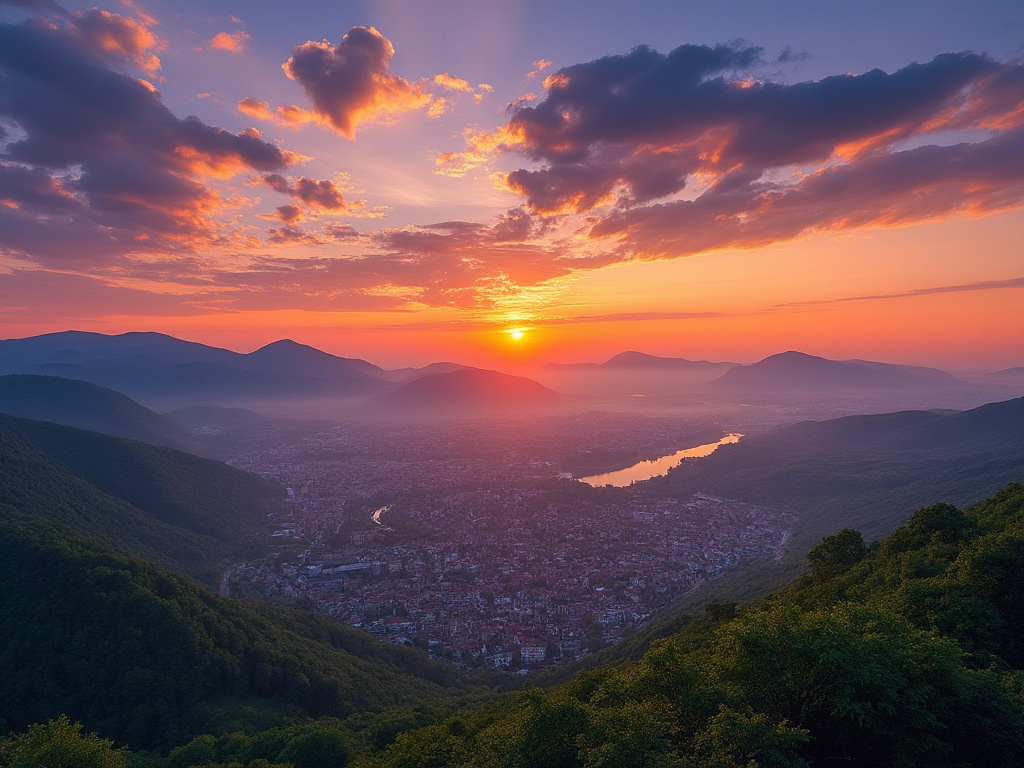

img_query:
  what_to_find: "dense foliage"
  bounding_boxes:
[0,523,492,753]
[0,413,281,581]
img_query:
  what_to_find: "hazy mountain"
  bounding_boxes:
[764,397,1024,453]
[378,368,561,410]
[378,361,470,382]
[992,366,1024,378]
[0,331,389,406]
[0,374,195,451]
[0,329,236,367]
[0,412,281,581]
[544,350,734,372]
[243,338,386,379]
[714,350,962,391]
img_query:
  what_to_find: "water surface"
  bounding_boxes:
[579,433,742,487]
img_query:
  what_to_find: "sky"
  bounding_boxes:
[1,0,1022,372]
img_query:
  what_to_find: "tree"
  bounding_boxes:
[806,529,868,582]
[277,729,351,768]
[0,716,129,768]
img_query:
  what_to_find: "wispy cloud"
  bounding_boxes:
[776,277,1024,307]
[208,30,249,53]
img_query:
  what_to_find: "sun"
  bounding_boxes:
[510,330,524,340]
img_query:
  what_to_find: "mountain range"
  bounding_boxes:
[3,332,1017,415]
[0,411,281,582]
[0,332,385,407]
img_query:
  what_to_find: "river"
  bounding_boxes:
[371,504,393,530]
[578,433,743,487]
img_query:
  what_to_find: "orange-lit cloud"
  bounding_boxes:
[434,72,474,93]
[437,43,1024,266]
[70,8,163,74]
[0,14,300,265]
[775,276,1024,307]
[239,27,485,134]
[209,30,249,53]
[280,26,433,138]
[237,97,316,127]
[526,58,552,79]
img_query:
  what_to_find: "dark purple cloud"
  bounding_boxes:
[496,46,1017,215]
[262,173,362,215]
[279,25,431,138]
[435,42,1024,269]
[0,14,295,265]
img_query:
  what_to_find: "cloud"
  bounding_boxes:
[776,276,1024,307]
[0,0,62,9]
[279,25,432,138]
[526,58,552,79]
[209,30,249,53]
[0,14,297,265]
[589,124,1024,258]
[0,268,213,320]
[275,204,303,223]
[424,43,1024,303]
[70,8,163,74]
[434,72,474,93]
[261,173,369,216]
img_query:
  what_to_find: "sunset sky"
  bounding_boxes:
[1,0,1022,371]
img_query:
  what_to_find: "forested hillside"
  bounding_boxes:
[0,413,282,582]
[0,522,493,754]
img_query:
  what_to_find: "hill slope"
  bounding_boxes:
[0,522,489,752]
[0,413,282,581]
[0,374,195,451]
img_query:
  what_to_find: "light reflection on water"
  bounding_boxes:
[579,433,743,487]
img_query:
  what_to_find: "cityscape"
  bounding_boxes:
[227,417,794,669]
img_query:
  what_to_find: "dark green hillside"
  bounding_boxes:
[0,413,281,581]
[0,522,490,753]
[364,485,1024,768]
[0,374,197,451]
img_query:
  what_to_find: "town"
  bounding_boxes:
[227,414,795,671]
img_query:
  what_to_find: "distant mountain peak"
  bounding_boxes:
[251,338,315,353]
[379,367,560,410]
[715,351,960,390]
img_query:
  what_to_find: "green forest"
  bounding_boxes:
[3,483,1023,767]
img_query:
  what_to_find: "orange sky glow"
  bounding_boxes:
[1,1,1022,373]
